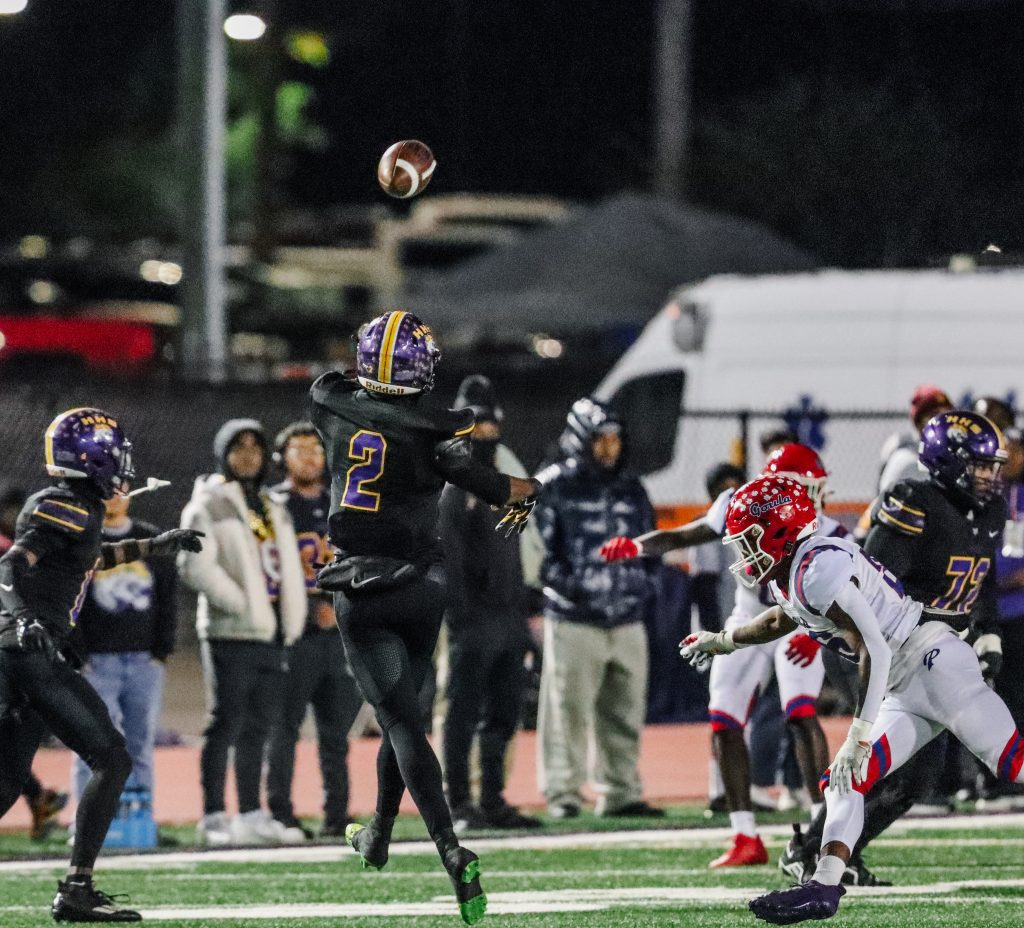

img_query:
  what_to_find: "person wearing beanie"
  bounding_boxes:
[535,397,663,819]
[438,376,541,831]
[178,419,307,848]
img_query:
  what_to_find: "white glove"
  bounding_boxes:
[679,630,737,672]
[828,718,873,795]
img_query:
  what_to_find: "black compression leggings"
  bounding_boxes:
[335,569,456,848]
[0,650,131,869]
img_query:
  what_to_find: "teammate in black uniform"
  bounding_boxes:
[310,311,538,925]
[0,408,202,923]
[781,410,1009,886]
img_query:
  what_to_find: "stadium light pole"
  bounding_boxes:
[653,0,693,197]
[177,0,229,383]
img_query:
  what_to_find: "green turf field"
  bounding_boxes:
[1,812,1021,927]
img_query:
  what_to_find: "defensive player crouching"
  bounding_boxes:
[681,475,1024,925]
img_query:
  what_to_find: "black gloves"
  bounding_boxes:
[495,498,536,538]
[16,618,57,660]
[150,529,205,556]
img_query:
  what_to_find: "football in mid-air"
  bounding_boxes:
[377,140,436,199]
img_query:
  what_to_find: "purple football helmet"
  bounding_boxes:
[356,310,441,396]
[919,410,1007,504]
[44,408,135,499]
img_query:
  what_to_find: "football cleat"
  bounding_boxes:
[345,819,390,870]
[51,879,141,923]
[709,833,769,868]
[30,788,69,841]
[749,880,846,925]
[841,855,892,887]
[443,846,487,925]
[778,824,818,884]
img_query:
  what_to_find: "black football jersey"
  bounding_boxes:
[865,478,1006,634]
[272,481,332,594]
[0,486,104,639]
[310,372,510,563]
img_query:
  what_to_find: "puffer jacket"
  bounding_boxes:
[535,461,655,629]
[177,474,307,644]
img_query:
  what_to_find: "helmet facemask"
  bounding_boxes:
[723,523,778,588]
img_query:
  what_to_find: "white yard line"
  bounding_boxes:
[0,812,1021,873]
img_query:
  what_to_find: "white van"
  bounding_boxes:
[595,267,1022,521]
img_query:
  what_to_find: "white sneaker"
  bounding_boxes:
[276,820,309,845]
[197,812,233,847]
[231,809,287,845]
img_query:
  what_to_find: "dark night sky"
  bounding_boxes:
[0,0,1021,265]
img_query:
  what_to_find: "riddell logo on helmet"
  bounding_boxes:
[749,495,793,517]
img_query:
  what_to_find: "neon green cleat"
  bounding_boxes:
[345,822,388,871]
[444,848,487,925]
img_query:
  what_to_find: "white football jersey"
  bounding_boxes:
[728,513,848,623]
[768,533,921,655]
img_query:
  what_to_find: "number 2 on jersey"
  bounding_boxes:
[931,555,990,613]
[341,430,387,512]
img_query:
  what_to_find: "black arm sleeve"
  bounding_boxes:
[433,436,512,507]
[0,548,38,623]
[968,570,1000,640]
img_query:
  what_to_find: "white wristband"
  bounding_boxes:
[634,539,645,556]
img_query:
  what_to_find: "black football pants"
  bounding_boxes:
[443,631,526,810]
[267,628,363,829]
[334,568,455,849]
[0,649,131,869]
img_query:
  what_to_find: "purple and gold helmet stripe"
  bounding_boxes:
[377,311,407,385]
[44,406,94,472]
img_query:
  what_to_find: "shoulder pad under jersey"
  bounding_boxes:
[875,479,927,537]
[791,540,855,617]
[27,488,93,537]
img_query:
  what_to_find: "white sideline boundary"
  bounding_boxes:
[0,812,1021,873]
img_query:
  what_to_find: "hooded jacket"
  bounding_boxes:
[535,429,655,629]
[177,420,306,644]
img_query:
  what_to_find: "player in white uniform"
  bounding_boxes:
[602,444,837,867]
[681,474,1024,924]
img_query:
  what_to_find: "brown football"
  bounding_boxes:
[377,140,436,199]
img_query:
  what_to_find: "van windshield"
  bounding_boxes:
[610,370,685,477]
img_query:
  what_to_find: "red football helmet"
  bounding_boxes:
[723,475,818,588]
[762,443,828,512]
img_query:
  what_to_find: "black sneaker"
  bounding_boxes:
[319,821,349,839]
[842,855,892,887]
[778,824,818,885]
[450,803,491,835]
[345,817,392,870]
[600,801,666,818]
[479,802,543,829]
[51,880,141,923]
[443,846,487,925]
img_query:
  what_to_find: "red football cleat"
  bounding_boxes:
[709,833,769,868]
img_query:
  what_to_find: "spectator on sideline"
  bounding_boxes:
[877,385,952,493]
[267,422,363,841]
[179,419,307,846]
[439,376,540,831]
[69,492,177,835]
[535,398,662,819]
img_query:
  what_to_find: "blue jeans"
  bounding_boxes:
[72,652,166,802]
